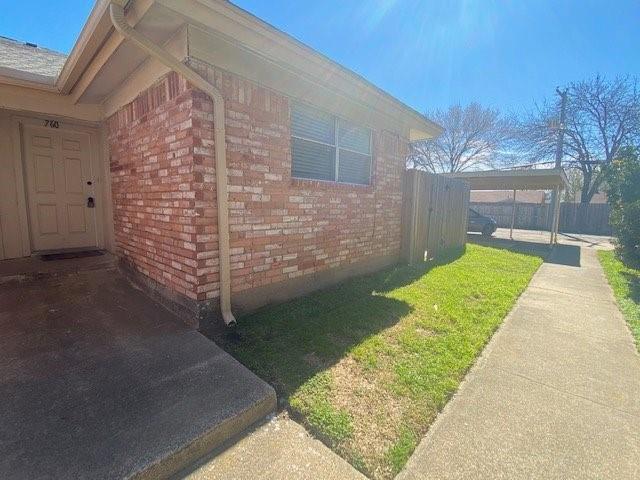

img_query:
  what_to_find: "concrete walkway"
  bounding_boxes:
[0,255,275,479]
[178,414,366,480]
[400,244,640,480]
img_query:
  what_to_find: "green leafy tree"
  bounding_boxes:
[604,147,640,262]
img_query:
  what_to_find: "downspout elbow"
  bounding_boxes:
[109,3,237,326]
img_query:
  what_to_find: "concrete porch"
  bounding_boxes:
[0,254,276,479]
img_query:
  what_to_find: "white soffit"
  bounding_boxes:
[77,2,185,103]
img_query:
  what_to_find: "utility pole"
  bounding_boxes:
[548,87,568,232]
[554,87,568,168]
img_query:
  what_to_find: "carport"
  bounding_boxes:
[447,168,569,244]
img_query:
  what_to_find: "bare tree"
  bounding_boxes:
[408,103,514,173]
[515,75,640,203]
[562,169,584,203]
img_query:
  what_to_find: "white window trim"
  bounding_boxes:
[291,103,373,186]
[334,117,340,182]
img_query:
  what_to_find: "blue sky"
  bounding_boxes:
[1,0,638,114]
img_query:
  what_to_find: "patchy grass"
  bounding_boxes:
[598,250,640,349]
[218,244,543,478]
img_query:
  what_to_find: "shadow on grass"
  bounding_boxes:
[618,249,640,271]
[622,269,640,305]
[205,248,466,404]
[468,233,581,267]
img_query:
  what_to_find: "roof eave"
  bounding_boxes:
[410,124,443,141]
[218,0,443,139]
[0,68,58,92]
[55,0,130,95]
[1,0,442,137]
[164,0,441,139]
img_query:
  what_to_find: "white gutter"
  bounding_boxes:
[109,2,237,325]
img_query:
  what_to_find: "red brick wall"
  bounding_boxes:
[107,72,217,302]
[108,64,408,308]
[189,59,408,295]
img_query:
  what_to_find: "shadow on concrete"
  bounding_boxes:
[546,244,582,267]
[0,264,275,479]
[468,233,581,267]
[560,232,611,249]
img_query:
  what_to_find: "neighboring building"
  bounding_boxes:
[471,190,546,204]
[470,189,607,205]
[567,191,608,204]
[0,0,440,326]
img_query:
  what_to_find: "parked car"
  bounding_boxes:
[468,208,497,237]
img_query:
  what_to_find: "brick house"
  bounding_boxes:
[0,0,441,326]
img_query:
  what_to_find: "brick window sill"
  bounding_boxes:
[291,177,374,192]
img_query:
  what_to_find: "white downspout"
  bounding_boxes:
[109,3,237,325]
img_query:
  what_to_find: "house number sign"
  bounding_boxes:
[43,119,60,128]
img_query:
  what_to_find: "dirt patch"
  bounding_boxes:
[415,326,436,337]
[329,356,406,479]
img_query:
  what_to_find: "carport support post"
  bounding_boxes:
[549,186,561,245]
[553,187,562,244]
[510,189,517,240]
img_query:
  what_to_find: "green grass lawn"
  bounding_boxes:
[218,244,543,479]
[598,250,640,349]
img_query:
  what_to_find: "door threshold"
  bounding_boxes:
[40,250,105,262]
[0,251,115,279]
[33,246,101,256]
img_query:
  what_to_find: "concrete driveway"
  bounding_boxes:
[488,227,615,250]
[0,254,275,479]
[400,237,640,479]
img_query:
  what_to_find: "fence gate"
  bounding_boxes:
[401,169,470,264]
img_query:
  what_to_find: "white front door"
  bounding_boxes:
[23,125,98,251]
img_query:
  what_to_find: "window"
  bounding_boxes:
[291,102,372,185]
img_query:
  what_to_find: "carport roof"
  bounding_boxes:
[446,168,569,191]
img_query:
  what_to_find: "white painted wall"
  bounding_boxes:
[0,110,23,259]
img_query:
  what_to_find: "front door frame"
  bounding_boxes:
[11,113,107,256]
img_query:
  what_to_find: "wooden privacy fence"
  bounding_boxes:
[471,202,549,230]
[559,203,611,235]
[470,202,612,235]
[401,170,470,264]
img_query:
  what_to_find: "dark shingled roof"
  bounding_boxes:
[0,36,67,86]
